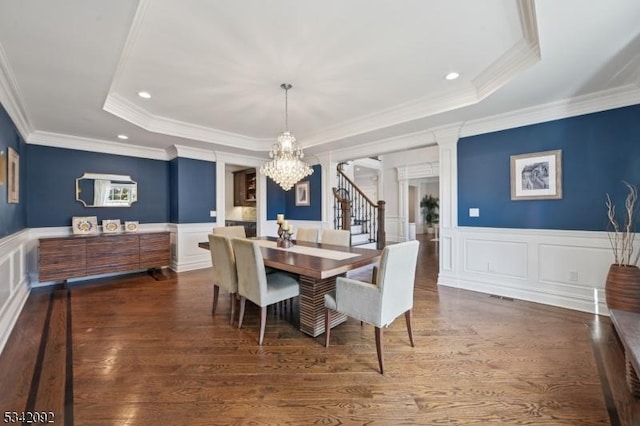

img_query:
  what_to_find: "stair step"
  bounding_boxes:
[350,225,363,234]
[351,233,371,245]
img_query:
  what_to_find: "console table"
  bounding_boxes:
[38,232,170,282]
[610,309,640,397]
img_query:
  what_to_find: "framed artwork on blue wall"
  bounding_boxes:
[295,181,310,206]
[510,149,562,201]
[7,147,19,203]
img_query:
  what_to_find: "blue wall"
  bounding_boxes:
[0,104,26,238]
[27,145,171,227]
[458,104,640,231]
[266,164,322,221]
[169,157,216,224]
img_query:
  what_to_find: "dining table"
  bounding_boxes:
[199,236,382,337]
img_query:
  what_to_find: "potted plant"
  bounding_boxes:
[605,181,640,312]
[420,195,439,234]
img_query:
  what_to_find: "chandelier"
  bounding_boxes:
[260,83,313,191]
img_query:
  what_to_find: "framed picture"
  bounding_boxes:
[0,150,5,185]
[102,219,121,233]
[72,216,98,235]
[510,149,562,200]
[7,147,19,203]
[124,221,139,232]
[295,181,310,206]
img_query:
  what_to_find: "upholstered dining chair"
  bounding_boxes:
[324,240,420,374]
[320,229,351,247]
[208,234,239,325]
[296,227,319,243]
[231,238,300,345]
[212,225,246,238]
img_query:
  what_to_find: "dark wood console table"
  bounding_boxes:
[610,309,640,397]
[39,232,170,282]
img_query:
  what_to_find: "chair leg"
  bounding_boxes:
[229,293,236,325]
[325,308,331,347]
[259,306,267,345]
[405,309,415,347]
[375,326,384,374]
[238,297,246,329]
[212,285,220,315]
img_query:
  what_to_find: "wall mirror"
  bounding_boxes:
[76,173,138,207]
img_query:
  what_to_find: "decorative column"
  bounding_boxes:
[433,125,461,277]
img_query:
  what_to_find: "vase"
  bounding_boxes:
[605,264,640,312]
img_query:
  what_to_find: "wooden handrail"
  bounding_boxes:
[336,166,378,207]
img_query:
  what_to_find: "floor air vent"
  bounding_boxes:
[489,294,515,302]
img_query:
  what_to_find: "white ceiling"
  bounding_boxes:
[0,0,639,160]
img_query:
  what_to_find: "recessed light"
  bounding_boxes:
[117,134,129,140]
[137,91,151,99]
[445,72,460,81]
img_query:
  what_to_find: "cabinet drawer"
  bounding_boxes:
[39,239,87,281]
[86,235,140,275]
[139,233,170,268]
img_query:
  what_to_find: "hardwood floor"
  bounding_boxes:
[1,234,638,425]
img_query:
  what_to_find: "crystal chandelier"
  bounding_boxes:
[260,83,313,191]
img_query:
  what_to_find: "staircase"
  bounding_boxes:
[333,164,386,249]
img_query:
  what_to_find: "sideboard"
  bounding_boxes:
[38,232,170,282]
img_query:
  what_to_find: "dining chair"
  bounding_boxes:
[296,227,319,243]
[212,225,246,238]
[324,240,420,374]
[320,229,351,247]
[208,234,239,325]
[231,238,300,345]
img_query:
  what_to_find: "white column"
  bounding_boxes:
[433,125,461,277]
[315,153,334,230]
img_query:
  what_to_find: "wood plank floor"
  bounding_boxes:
[1,234,639,425]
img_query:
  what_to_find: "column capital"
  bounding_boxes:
[432,123,462,147]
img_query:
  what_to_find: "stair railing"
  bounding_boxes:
[333,165,386,249]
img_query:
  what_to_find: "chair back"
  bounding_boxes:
[231,238,268,305]
[296,227,319,243]
[321,229,351,247]
[208,234,238,294]
[377,240,420,325]
[213,226,246,238]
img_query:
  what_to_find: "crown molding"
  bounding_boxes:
[214,151,267,168]
[103,93,267,150]
[0,42,33,139]
[330,129,437,163]
[27,130,169,160]
[473,0,540,100]
[460,84,640,138]
[167,144,216,162]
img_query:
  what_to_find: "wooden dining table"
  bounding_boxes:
[199,237,382,337]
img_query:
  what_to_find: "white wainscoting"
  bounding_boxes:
[0,229,30,355]
[385,215,404,243]
[170,222,215,272]
[438,227,614,315]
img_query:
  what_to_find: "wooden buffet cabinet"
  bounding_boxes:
[38,232,170,282]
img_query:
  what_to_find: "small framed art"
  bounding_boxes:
[124,221,139,232]
[7,147,19,203]
[510,149,562,201]
[72,216,98,235]
[102,219,121,233]
[295,181,310,206]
